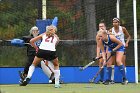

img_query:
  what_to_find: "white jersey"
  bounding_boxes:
[39,34,59,51]
[112,26,125,46]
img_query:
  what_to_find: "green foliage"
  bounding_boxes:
[0,0,38,39]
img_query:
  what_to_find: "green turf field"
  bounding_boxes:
[0,83,140,93]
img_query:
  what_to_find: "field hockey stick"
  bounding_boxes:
[42,60,55,81]
[0,39,29,46]
[89,54,113,83]
[43,60,54,73]
[79,56,102,71]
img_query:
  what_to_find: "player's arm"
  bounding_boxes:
[98,39,106,62]
[122,27,131,47]
[110,35,123,51]
[30,34,43,50]
[96,35,101,58]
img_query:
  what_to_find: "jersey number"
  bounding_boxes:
[45,36,54,43]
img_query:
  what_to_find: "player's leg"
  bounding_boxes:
[96,58,105,84]
[116,51,128,85]
[111,55,115,84]
[19,55,34,83]
[53,57,60,88]
[104,52,113,85]
[20,56,43,86]
[41,60,55,83]
[122,50,127,72]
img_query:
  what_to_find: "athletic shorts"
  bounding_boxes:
[36,49,57,61]
[108,46,124,52]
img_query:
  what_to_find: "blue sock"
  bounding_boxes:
[119,65,126,79]
[107,67,112,81]
[100,68,104,81]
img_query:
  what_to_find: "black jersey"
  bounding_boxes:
[22,35,42,56]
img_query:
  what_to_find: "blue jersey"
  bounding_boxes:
[102,35,124,52]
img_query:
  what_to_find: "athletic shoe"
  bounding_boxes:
[60,80,64,84]
[110,80,115,84]
[18,71,26,80]
[121,78,128,85]
[103,80,111,85]
[94,80,104,84]
[49,80,52,83]
[19,78,31,86]
[54,84,61,88]
[49,79,64,84]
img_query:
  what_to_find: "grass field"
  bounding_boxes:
[0,83,140,93]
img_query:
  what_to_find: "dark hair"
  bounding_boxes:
[99,19,106,26]
[113,18,120,22]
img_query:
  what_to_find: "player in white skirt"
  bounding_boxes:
[20,25,61,88]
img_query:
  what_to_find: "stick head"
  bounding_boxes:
[89,79,94,83]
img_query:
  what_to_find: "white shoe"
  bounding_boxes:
[55,84,60,88]
[49,80,52,83]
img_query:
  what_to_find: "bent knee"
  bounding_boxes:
[53,58,59,66]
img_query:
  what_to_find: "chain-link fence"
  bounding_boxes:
[0,0,140,68]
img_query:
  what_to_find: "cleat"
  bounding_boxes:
[110,80,115,84]
[103,80,111,85]
[49,78,55,84]
[49,73,55,84]
[60,80,64,84]
[94,80,104,84]
[20,78,31,86]
[54,84,61,88]
[18,71,26,80]
[49,80,52,83]
[122,78,128,85]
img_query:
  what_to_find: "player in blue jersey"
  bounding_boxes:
[96,29,128,85]
[95,20,108,84]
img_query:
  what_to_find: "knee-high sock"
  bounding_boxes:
[111,65,115,81]
[26,64,35,79]
[54,70,60,85]
[100,67,104,81]
[41,61,52,78]
[107,67,112,81]
[119,65,126,79]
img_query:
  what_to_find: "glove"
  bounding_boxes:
[111,50,116,56]
[93,56,101,61]
[11,39,24,47]
[35,48,39,53]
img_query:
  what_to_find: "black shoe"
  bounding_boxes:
[49,78,64,84]
[60,80,64,84]
[103,80,111,85]
[121,78,128,85]
[110,80,115,84]
[94,80,104,84]
[18,71,26,80]
[20,78,31,86]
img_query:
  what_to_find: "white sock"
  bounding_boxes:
[26,64,35,78]
[54,70,60,85]
[111,65,114,81]
[41,61,52,78]
[125,67,127,73]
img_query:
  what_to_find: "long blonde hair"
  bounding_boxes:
[46,25,57,33]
